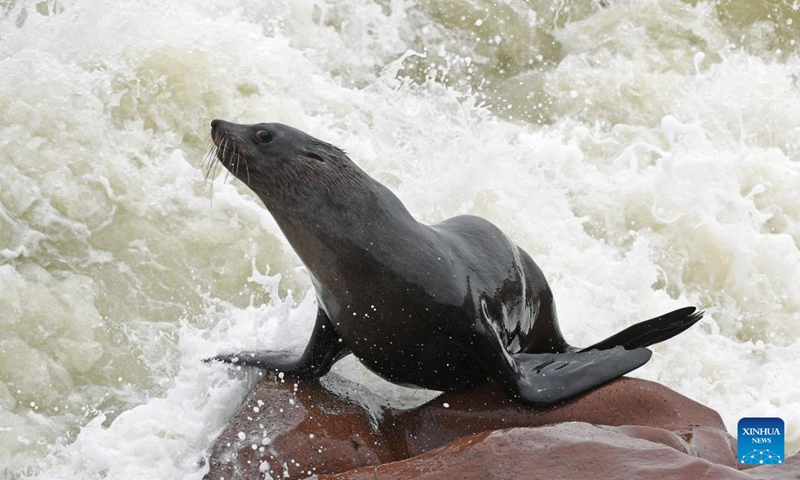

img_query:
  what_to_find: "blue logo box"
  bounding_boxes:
[738,417,784,465]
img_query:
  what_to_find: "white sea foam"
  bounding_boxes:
[1,0,799,477]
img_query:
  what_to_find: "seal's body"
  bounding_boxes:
[208,120,702,405]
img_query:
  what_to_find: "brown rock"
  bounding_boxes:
[312,424,757,480]
[204,373,397,479]
[205,373,739,479]
[387,376,728,459]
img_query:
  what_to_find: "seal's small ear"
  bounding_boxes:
[304,152,326,163]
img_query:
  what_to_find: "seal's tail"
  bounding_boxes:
[578,306,703,353]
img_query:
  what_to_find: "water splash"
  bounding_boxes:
[2,0,799,477]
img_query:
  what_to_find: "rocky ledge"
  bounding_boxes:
[203,373,796,479]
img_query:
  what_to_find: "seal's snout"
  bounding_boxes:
[208,119,253,180]
[210,119,225,146]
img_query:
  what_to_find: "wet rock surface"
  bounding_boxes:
[387,373,727,458]
[204,374,397,479]
[204,373,794,479]
[312,424,798,480]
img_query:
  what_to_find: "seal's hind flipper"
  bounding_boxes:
[580,306,703,352]
[512,346,652,405]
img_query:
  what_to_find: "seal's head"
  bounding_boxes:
[209,119,364,211]
[208,119,414,270]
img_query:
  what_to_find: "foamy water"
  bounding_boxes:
[1,0,799,478]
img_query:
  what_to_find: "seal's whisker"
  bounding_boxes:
[221,138,229,166]
[233,143,241,177]
[202,137,218,202]
[205,136,217,159]
[203,146,217,182]
[206,130,255,188]
[211,158,221,182]
[213,157,222,182]
[220,138,233,185]
[225,139,250,186]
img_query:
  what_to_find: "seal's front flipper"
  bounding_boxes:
[205,308,350,378]
[511,346,652,405]
[210,350,308,370]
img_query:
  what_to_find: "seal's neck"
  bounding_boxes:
[266,178,423,274]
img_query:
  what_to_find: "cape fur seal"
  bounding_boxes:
[207,119,702,405]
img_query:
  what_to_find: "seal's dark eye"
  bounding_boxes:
[254,129,272,143]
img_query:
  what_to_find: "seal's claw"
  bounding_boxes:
[205,353,243,364]
[204,354,237,364]
[204,350,301,370]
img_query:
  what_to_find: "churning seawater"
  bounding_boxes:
[1,0,799,477]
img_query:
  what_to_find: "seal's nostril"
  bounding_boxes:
[211,119,220,129]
